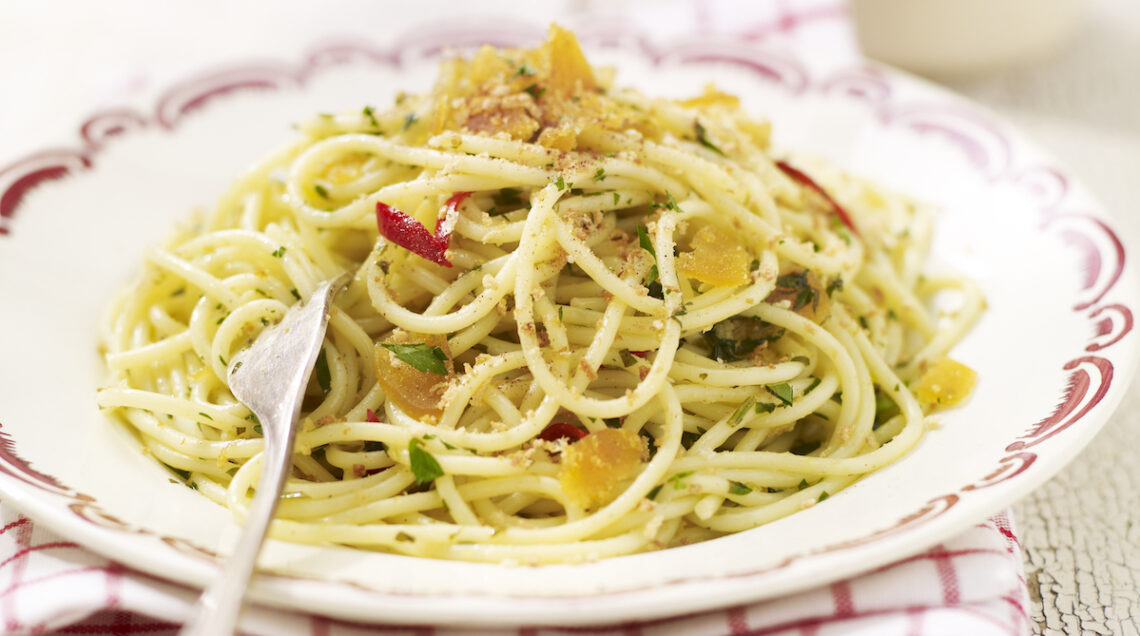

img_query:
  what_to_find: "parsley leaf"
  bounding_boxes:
[593,167,606,181]
[524,84,546,100]
[765,382,794,406]
[645,264,660,287]
[669,471,694,490]
[271,246,286,258]
[619,349,638,368]
[775,270,819,311]
[403,112,418,130]
[729,481,752,495]
[729,398,755,426]
[492,187,525,208]
[694,121,726,156]
[408,438,443,485]
[381,343,449,376]
[826,276,844,297]
[315,347,332,396]
[804,377,821,395]
[637,224,656,257]
[362,105,379,127]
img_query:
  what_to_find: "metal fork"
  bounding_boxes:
[180,272,350,636]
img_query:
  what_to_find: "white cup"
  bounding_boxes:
[851,0,1081,77]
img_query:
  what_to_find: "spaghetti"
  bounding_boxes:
[97,26,983,564]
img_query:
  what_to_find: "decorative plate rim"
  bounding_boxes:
[0,19,1135,627]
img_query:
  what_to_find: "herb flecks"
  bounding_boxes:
[774,270,819,312]
[362,105,379,127]
[729,481,752,495]
[765,382,794,406]
[315,347,332,396]
[524,84,546,100]
[694,120,726,157]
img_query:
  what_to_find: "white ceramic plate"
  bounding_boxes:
[0,25,1136,628]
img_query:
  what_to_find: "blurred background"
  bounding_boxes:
[2,1,1138,633]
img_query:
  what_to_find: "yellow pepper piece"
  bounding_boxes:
[560,428,644,509]
[912,357,977,412]
[676,225,752,287]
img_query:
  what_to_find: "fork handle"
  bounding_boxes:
[180,427,294,635]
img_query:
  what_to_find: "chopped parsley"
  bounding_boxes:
[554,175,567,191]
[669,471,694,490]
[804,377,822,395]
[647,484,663,500]
[765,382,794,406]
[492,187,526,208]
[290,288,301,301]
[729,481,752,495]
[380,343,449,376]
[402,112,418,130]
[197,412,213,421]
[700,318,784,363]
[524,84,546,99]
[774,270,819,312]
[817,491,830,502]
[613,192,621,205]
[408,439,444,485]
[637,224,656,257]
[314,184,329,199]
[619,349,638,368]
[362,105,379,127]
[314,347,332,396]
[515,63,534,77]
[652,191,680,212]
[729,398,755,426]
[592,167,606,182]
[826,276,844,297]
[694,120,726,157]
[271,246,286,258]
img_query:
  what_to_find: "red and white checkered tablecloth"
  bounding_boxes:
[0,501,1029,635]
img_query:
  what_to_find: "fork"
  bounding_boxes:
[180,272,350,636]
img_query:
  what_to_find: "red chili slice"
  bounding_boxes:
[775,160,859,236]
[365,409,381,423]
[375,191,472,267]
[537,421,588,443]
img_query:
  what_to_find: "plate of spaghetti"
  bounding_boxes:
[0,23,1134,627]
